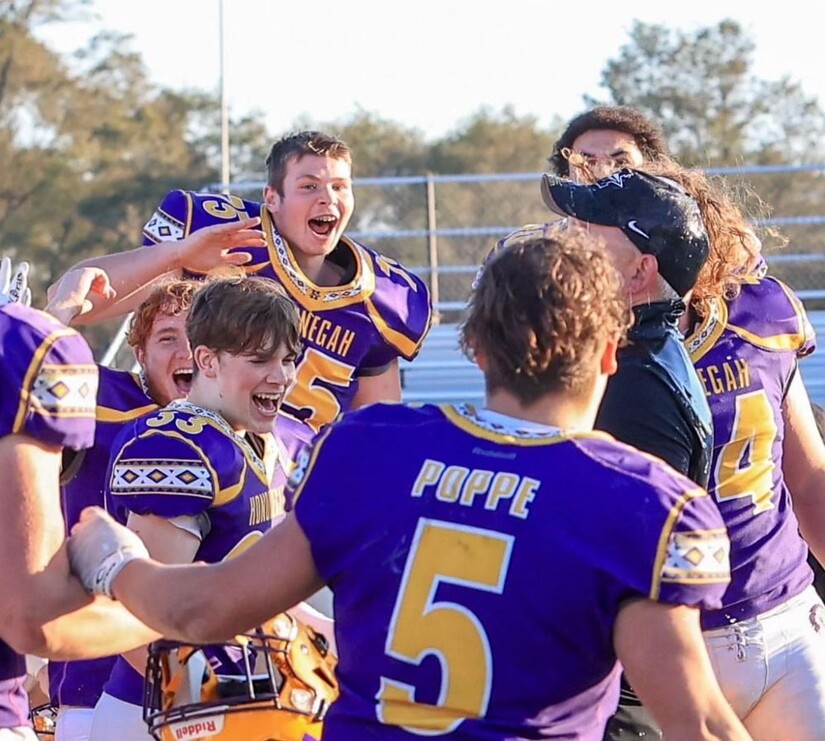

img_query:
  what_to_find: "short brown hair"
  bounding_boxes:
[462,225,632,404]
[549,106,669,177]
[265,130,352,195]
[187,275,302,370]
[128,279,199,351]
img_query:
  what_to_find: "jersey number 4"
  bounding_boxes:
[376,518,513,734]
[713,389,778,514]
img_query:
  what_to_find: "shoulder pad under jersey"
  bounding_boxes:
[725,276,815,357]
[354,241,432,361]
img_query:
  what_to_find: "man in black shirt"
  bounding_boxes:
[541,168,714,741]
[541,168,713,486]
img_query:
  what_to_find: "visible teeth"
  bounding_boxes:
[314,215,336,222]
[255,393,280,400]
[173,369,192,377]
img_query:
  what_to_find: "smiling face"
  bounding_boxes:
[195,343,298,435]
[136,312,193,405]
[263,154,354,268]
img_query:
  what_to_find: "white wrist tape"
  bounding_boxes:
[91,545,148,599]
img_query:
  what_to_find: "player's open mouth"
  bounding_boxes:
[252,392,281,415]
[308,215,337,237]
[173,369,193,394]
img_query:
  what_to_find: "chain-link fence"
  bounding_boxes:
[225,163,825,322]
[100,164,825,369]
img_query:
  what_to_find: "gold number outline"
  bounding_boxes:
[713,389,778,514]
[376,518,513,735]
[282,347,356,431]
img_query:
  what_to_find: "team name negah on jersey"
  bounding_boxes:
[411,458,539,519]
[696,359,751,396]
[298,309,356,358]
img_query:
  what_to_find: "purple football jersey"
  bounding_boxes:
[687,276,815,628]
[103,399,286,705]
[49,366,158,709]
[0,304,97,729]
[291,403,730,740]
[142,190,433,443]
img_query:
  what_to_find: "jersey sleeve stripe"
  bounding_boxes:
[364,296,425,360]
[96,403,159,423]
[649,486,708,601]
[12,327,81,434]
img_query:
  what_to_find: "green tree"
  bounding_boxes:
[592,19,825,167]
[0,0,268,350]
[592,19,825,293]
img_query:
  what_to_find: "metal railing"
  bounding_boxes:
[101,163,825,366]
[218,164,825,314]
[400,312,825,409]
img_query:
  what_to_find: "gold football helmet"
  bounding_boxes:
[30,703,57,739]
[143,613,338,741]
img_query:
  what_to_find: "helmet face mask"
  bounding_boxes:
[31,703,57,739]
[143,613,338,741]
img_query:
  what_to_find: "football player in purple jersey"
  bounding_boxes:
[68,229,750,740]
[55,131,432,460]
[84,275,327,741]
[665,163,825,740]
[0,277,163,741]
[41,276,199,741]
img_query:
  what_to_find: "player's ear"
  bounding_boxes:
[628,254,659,295]
[600,337,619,376]
[471,345,488,372]
[263,185,281,213]
[194,346,218,378]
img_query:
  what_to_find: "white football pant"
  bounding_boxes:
[88,694,151,741]
[703,585,825,740]
[55,707,94,741]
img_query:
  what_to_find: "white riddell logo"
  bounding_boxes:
[626,220,650,239]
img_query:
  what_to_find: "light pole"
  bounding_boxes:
[219,0,230,193]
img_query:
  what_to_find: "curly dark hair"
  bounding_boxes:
[461,225,632,405]
[639,158,785,316]
[548,106,669,176]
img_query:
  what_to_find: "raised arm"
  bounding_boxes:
[44,266,116,325]
[54,217,266,325]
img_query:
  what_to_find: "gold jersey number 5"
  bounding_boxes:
[376,518,513,734]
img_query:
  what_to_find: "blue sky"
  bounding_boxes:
[36,0,825,140]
